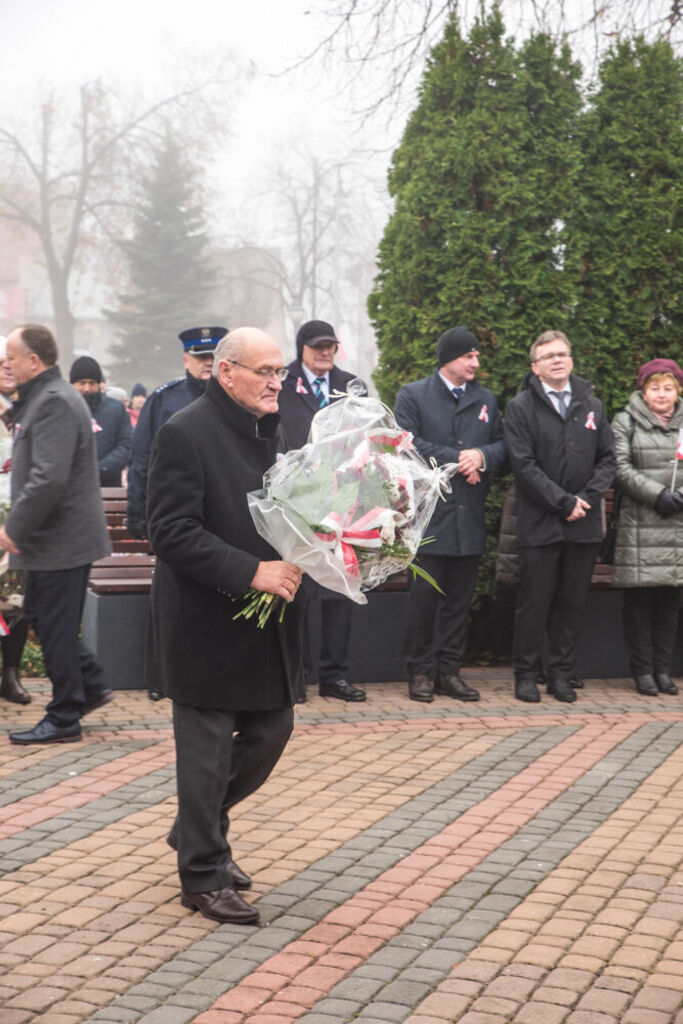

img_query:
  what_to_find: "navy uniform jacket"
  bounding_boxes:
[127,371,206,532]
[277,359,366,450]
[504,373,615,547]
[394,372,505,557]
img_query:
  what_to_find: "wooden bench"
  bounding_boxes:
[87,488,155,595]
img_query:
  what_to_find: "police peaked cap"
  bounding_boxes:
[178,326,228,355]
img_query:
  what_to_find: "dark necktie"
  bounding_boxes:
[452,386,464,403]
[551,390,568,419]
[312,377,328,409]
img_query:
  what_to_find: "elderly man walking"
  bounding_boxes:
[146,327,303,925]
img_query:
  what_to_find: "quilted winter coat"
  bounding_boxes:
[612,391,683,587]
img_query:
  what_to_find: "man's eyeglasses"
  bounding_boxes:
[227,360,289,382]
[534,351,571,363]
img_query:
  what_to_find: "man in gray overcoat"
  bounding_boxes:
[394,326,505,703]
[0,324,112,744]
[146,327,303,926]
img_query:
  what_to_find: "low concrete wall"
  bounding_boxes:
[82,585,683,691]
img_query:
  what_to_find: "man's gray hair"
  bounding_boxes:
[212,331,247,376]
[529,330,572,363]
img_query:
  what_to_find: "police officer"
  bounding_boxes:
[127,327,227,539]
[126,326,227,700]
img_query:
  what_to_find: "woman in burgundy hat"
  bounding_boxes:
[612,358,683,696]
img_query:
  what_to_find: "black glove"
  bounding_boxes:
[655,490,678,518]
[126,520,148,540]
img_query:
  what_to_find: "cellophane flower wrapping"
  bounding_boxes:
[248,381,458,605]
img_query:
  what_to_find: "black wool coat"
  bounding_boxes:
[146,376,303,711]
[394,373,505,557]
[277,359,366,450]
[504,373,616,547]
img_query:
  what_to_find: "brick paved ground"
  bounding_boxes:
[1,670,683,1024]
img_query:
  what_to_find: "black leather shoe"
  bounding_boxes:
[319,679,366,701]
[635,674,658,696]
[0,667,31,704]
[655,673,679,695]
[10,718,82,745]
[166,833,252,890]
[547,678,577,703]
[435,672,480,702]
[83,690,115,714]
[148,689,164,701]
[408,674,434,702]
[569,677,584,689]
[515,678,540,703]
[181,886,259,925]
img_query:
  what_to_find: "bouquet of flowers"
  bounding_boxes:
[238,381,458,625]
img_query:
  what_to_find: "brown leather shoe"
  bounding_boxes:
[408,674,434,702]
[166,833,252,890]
[435,672,480,702]
[180,886,259,924]
[0,667,31,705]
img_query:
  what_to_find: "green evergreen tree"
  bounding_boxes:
[567,37,683,417]
[105,130,215,390]
[368,7,583,407]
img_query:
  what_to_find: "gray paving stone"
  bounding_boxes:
[312,998,364,1017]
[136,1008,197,1024]
[330,977,387,1000]
[91,1009,141,1022]
[356,1000,416,1021]
[181,977,235,997]
[367,946,420,968]
[378,979,434,1005]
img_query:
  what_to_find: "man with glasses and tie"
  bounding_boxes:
[278,319,367,702]
[394,326,505,703]
[504,329,616,704]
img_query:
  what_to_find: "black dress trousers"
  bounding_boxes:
[403,553,481,677]
[172,702,294,893]
[23,564,106,726]
[513,541,600,681]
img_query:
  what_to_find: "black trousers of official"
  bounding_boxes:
[172,703,293,893]
[623,586,681,678]
[302,594,352,686]
[23,565,106,727]
[403,553,480,678]
[513,542,600,682]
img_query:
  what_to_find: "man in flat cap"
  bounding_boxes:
[394,326,505,703]
[69,356,132,486]
[127,326,227,700]
[277,319,367,702]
